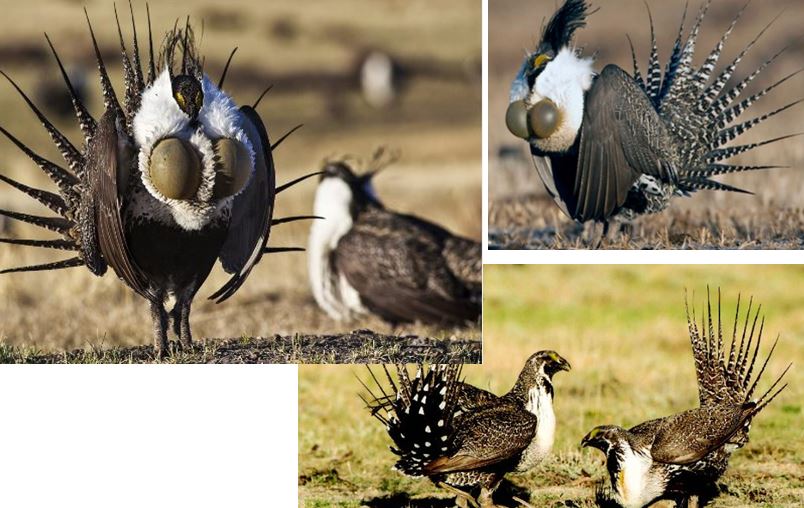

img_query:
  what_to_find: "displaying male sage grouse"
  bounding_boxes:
[0,5,314,357]
[582,290,790,508]
[308,153,481,326]
[506,0,801,226]
[361,351,571,508]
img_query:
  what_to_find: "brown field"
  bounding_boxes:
[489,0,804,249]
[0,0,481,361]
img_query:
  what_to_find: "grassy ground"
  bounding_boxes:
[299,265,804,507]
[0,0,481,358]
[489,0,804,249]
[0,330,480,364]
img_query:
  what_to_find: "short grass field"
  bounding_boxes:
[299,265,804,507]
[0,0,481,361]
[489,0,804,249]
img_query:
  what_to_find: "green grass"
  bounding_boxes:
[299,265,804,507]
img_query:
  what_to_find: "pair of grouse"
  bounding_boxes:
[364,292,789,508]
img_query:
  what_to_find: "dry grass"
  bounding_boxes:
[489,0,804,249]
[299,265,804,507]
[489,194,804,249]
[0,0,481,357]
[0,329,480,364]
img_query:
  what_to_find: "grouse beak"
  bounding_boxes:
[580,428,605,450]
[548,352,571,373]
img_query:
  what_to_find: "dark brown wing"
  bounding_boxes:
[639,406,749,465]
[423,403,537,474]
[531,150,575,218]
[574,64,676,222]
[88,109,151,299]
[209,105,276,303]
[333,209,480,325]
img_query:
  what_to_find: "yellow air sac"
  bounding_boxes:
[149,137,202,200]
[213,138,251,199]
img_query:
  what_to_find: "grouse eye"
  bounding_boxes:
[149,137,202,200]
[528,99,560,139]
[212,138,252,199]
[531,53,551,69]
[505,100,530,140]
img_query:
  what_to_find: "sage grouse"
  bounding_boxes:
[308,155,481,326]
[582,290,790,508]
[0,6,314,357]
[506,0,801,225]
[362,351,571,508]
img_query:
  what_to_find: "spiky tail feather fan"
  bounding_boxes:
[685,288,791,439]
[630,0,802,194]
[0,3,315,279]
[361,364,463,476]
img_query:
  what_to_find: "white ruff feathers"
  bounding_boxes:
[517,383,556,472]
[528,47,595,153]
[308,178,366,320]
[131,68,255,231]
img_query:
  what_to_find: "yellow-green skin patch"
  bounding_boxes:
[149,137,202,200]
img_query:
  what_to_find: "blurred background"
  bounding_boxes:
[300,265,804,505]
[490,0,804,248]
[0,0,480,351]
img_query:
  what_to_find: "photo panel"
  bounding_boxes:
[299,264,803,506]
[0,0,482,364]
[489,0,804,249]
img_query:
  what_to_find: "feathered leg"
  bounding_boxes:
[170,285,196,347]
[178,299,192,347]
[150,297,169,358]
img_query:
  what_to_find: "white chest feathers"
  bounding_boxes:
[615,446,665,508]
[308,178,366,320]
[516,384,556,472]
[130,69,255,231]
[528,47,595,153]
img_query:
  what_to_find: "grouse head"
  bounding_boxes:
[581,425,629,454]
[507,0,595,153]
[171,74,204,121]
[317,160,382,218]
[512,350,571,401]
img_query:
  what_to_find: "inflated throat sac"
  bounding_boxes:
[149,137,203,200]
[212,138,252,199]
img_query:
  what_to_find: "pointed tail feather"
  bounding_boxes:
[44,33,96,143]
[0,257,83,274]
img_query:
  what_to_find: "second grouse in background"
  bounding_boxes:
[308,154,481,326]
